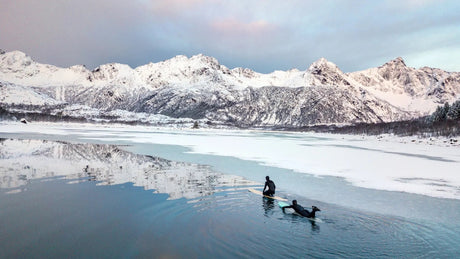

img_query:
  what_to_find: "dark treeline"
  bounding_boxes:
[325,119,459,137]
[275,118,460,137]
[0,107,101,124]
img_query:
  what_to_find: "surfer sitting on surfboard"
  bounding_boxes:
[281,200,321,218]
[262,176,276,196]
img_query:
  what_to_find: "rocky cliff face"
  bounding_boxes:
[1,50,459,127]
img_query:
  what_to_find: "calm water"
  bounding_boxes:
[1,127,460,258]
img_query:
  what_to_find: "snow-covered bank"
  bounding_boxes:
[1,121,459,200]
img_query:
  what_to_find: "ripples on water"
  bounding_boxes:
[0,138,459,258]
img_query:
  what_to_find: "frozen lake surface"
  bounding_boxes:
[1,122,459,258]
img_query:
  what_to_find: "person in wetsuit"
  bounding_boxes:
[262,176,276,196]
[281,200,321,218]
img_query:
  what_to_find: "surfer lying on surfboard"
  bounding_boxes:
[281,200,321,218]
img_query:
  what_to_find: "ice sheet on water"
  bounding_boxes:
[1,122,459,200]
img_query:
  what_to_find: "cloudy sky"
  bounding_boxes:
[1,0,459,73]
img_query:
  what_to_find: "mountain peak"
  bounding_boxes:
[383,57,407,68]
[93,62,133,72]
[158,54,222,71]
[2,50,28,58]
[307,57,343,76]
[305,58,350,86]
[312,57,330,64]
[90,63,136,83]
[190,54,221,68]
[0,50,33,67]
[190,53,217,62]
[308,58,340,71]
[231,67,256,78]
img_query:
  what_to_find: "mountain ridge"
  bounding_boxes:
[1,50,459,127]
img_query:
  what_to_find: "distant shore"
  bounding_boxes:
[1,119,459,150]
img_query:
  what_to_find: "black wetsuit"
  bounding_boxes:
[282,203,311,217]
[263,180,276,196]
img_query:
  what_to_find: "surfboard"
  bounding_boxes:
[279,201,300,215]
[278,201,290,208]
[248,188,288,201]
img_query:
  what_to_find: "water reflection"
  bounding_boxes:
[309,219,320,232]
[0,138,257,199]
[262,198,275,216]
[281,211,320,233]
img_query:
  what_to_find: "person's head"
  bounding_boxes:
[265,176,270,181]
[292,200,297,205]
[312,206,321,212]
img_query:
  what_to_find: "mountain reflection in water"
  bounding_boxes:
[0,138,257,199]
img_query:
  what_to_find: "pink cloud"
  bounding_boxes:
[203,18,285,59]
[211,19,276,36]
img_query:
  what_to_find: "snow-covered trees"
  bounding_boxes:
[430,100,460,122]
[430,103,450,122]
[447,100,460,120]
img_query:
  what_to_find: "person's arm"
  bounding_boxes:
[263,181,268,192]
[282,205,293,213]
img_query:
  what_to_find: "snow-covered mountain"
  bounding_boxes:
[1,49,459,127]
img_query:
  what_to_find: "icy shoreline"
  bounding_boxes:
[1,121,459,200]
[1,120,458,147]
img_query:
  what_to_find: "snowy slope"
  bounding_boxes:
[0,81,64,106]
[348,58,460,114]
